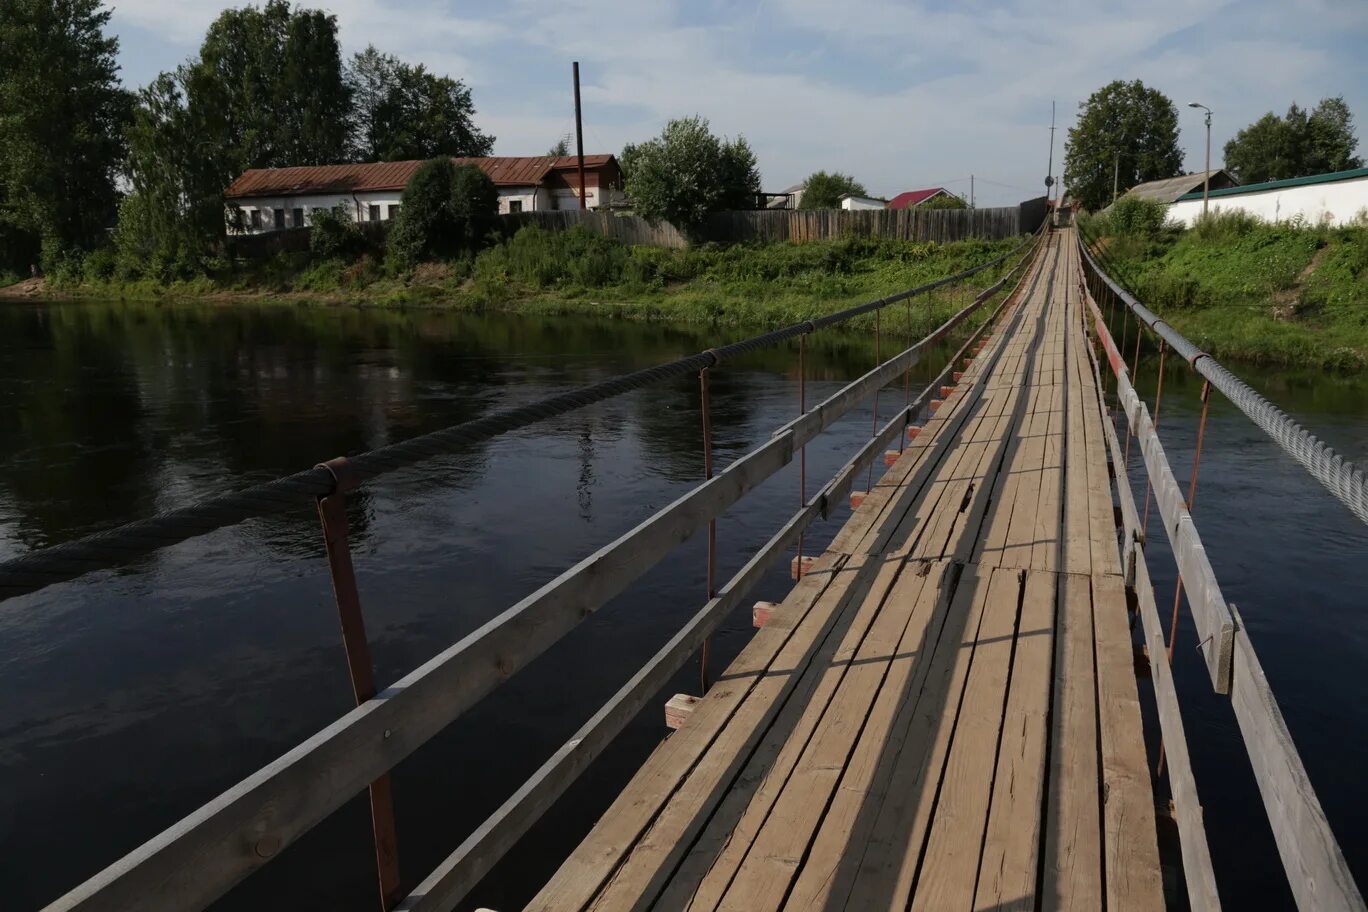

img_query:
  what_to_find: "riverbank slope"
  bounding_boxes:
[1084,217,1368,370]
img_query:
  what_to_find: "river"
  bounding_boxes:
[0,298,1364,910]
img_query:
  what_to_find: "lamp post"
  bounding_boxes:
[1188,102,1213,219]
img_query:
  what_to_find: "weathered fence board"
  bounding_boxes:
[227,204,1040,259]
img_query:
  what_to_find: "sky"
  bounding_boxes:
[107,0,1368,208]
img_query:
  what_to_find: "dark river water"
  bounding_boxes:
[0,299,1364,911]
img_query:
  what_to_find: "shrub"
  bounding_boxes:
[1190,209,1264,242]
[310,205,368,260]
[1104,196,1170,238]
[388,158,498,268]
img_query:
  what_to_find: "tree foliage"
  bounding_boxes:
[799,171,868,209]
[387,159,498,267]
[1223,97,1362,184]
[1064,80,1184,211]
[623,116,762,229]
[919,192,968,210]
[548,137,571,157]
[347,45,494,162]
[0,0,131,268]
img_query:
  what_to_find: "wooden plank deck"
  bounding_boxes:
[528,229,1164,912]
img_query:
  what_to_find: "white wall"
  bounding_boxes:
[227,191,402,234]
[1168,175,1368,227]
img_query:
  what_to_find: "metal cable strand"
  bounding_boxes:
[0,229,1044,602]
[1077,235,1368,527]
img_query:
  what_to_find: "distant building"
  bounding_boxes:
[223,155,626,233]
[838,193,888,211]
[1167,166,1368,227]
[886,187,958,209]
[1118,169,1238,206]
[766,182,807,210]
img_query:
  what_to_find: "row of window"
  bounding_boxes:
[241,204,401,231]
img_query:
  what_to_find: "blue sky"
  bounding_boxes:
[108,0,1368,207]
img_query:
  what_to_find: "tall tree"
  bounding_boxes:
[346,46,494,161]
[624,117,761,228]
[1224,97,1361,183]
[1063,79,1183,211]
[548,137,571,157]
[0,0,130,266]
[120,1,353,275]
[799,171,868,209]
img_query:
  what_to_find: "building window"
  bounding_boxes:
[508,199,523,213]
[368,204,381,222]
[273,208,285,229]
[291,207,304,228]
[388,204,401,220]
[249,209,262,230]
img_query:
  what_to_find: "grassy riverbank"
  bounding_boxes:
[31,228,1026,335]
[1083,213,1368,370]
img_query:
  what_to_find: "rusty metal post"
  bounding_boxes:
[699,367,715,692]
[315,456,400,911]
[796,333,807,572]
[902,299,913,451]
[1140,339,1168,536]
[867,308,882,491]
[1156,379,1212,779]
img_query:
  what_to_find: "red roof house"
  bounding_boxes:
[886,187,957,209]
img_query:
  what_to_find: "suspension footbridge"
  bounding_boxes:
[10,225,1364,912]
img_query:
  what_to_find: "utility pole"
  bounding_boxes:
[1045,101,1057,203]
[1189,102,1214,219]
[572,61,587,210]
[970,174,975,208]
[1113,152,1120,203]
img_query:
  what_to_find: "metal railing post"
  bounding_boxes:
[315,456,401,911]
[699,365,716,692]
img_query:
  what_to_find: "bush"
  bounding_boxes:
[388,159,498,268]
[310,205,368,260]
[1104,196,1171,238]
[1190,209,1264,242]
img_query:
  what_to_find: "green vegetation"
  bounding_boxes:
[919,193,969,210]
[1083,211,1368,370]
[620,117,761,231]
[48,227,1025,332]
[1224,97,1361,184]
[387,159,497,267]
[800,171,868,209]
[1064,80,1184,211]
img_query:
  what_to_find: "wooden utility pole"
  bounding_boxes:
[970,174,975,208]
[572,61,587,210]
[1113,152,1120,203]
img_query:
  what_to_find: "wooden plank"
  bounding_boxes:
[1092,572,1165,911]
[1228,611,1366,912]
[639,554,915,912]
[776,563,957,911]
[838,565,996,909]
[703,560,948,912]
[972,570,1058,912]
[1084,297,1222,912]
[908,566,1023,911]
[1042,571,1103,911]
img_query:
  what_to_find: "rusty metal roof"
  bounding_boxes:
[224,155,616,199]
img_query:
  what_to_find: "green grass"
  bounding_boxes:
[48,227,1027,334]
[1083,214,1368,370]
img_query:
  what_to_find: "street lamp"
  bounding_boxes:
[1188,102,1213,219]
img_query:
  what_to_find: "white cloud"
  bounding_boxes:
[111,0,1368,207]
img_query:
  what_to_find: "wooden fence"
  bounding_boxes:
[504,204,1041,248]
[227,201,1047,259]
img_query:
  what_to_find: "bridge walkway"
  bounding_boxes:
[528,228,1165,912]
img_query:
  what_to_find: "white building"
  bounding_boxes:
[838,193,889,211]
[224,155,626,233]
[1167,167,1368,227]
